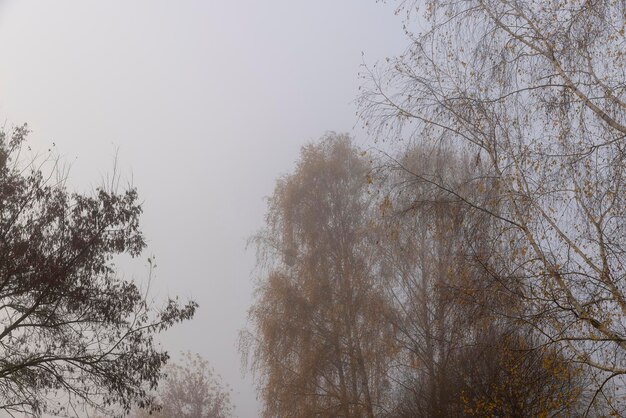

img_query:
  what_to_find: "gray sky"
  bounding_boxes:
[0,2,406,416]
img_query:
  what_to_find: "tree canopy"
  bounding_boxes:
[358,0,626,413]
[0,125,196,417]
[242,134,394,417]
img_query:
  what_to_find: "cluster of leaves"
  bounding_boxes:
[0,126,197,417]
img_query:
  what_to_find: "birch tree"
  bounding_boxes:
[375,144,582,417]
[359,0,626,412]
[242,134,394,418]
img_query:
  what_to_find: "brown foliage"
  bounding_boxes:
[0,126,197,417]
[242,134,394,417]
[243,135,583,416]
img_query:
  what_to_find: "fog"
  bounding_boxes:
[0,2,406,416]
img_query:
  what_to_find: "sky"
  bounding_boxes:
[0,2,407,416]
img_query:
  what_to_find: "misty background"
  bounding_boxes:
[0,2,407,416]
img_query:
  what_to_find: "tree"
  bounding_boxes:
[241,134,394,417]
[0,125,197,417]
[359,0,626,412]
[374,144,582,417]
[132,352,234,418]
[243,133,581,416]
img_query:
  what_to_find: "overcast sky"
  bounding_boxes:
[0,2,407,416]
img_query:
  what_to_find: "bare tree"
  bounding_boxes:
[0,125,197,417]
[359,0,626,413]
[374,144,582,417]
[132,352,233,418]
